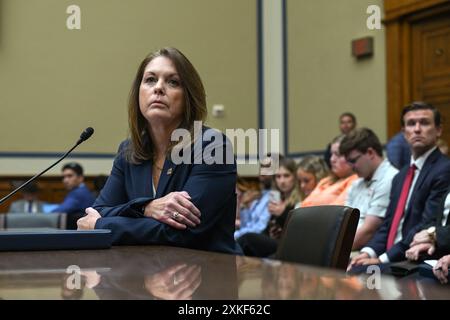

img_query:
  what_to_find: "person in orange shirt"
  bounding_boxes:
[301,135,357,207]
[295,155,330,207]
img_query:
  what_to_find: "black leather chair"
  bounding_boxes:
[0,213,67,229]
[275,205,359,270]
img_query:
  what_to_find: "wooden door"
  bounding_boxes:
[384,0,450,140]
[411,11,450,145]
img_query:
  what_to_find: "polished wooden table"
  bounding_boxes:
[0,246,449,300]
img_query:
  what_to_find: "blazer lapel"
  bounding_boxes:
[155,158,178,198]
[411,149,440,194]
[135,161,153,198]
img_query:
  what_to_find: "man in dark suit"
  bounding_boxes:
[51,162,96,214]
[405,187,450,260]
[350,102,450,268]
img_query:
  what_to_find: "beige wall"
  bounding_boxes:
[0,0,391,175]
[287,0,386,153]
[0,0,258,154]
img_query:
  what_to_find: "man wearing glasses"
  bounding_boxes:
[340,128,398,250]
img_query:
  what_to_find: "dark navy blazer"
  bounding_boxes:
[435,187,450,255]
[94,130,241,254]
[367,148,450,261]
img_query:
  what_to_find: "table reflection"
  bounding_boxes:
[0,246,449,300]
[144,263,201,300]
[238,258,379,300]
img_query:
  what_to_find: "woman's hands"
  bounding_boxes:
[144,263,202,299]
[78,191,201,230]
[144,191,201,229]
[77,207,101,230]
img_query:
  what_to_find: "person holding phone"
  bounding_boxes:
[238,157,300,257]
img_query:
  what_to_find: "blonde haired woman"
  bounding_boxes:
[238,157,300,257]
[295,155,330,207]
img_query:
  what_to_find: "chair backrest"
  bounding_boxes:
[275,205,359,270]
[0,213,67,229]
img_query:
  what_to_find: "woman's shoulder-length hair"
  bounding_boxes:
[126,47,207,164]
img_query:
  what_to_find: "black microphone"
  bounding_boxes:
[0,127,95,206]
[76,127,94,145]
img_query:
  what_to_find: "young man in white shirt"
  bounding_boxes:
[340,128,398,250]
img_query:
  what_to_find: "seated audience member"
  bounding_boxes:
[295,155,330,207]
[8,181,45,213]
[301,135,357,208]
[324,112,357,168]
[386,131,411,170]
[51,162,96,214]
[235,182,259,230]
[405,187,450,260]
[234,157,276,240]
[340,128,398,250]
[238,157,300,257]
[77,47,240,254]
[433,254,450,284]
[349,102,450,269]
[437,138,448,156]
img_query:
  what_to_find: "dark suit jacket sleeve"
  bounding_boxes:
[388,165,450,260]
[92,152,153,218]
[51,195,80,214]
[51,186,95,214]
[436,225,450,254]
[436,190,450,254]
[52,189,89,214]
[94,139,237,248]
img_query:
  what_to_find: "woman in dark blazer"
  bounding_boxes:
[77,47,240,254]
